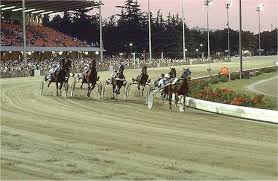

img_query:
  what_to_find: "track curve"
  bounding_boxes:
[1,76,277,180]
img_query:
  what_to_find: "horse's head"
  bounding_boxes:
[119,64,125,74]
[91,59,96,68]
[181,68,191,80]
[142,65,147,75]
[169,68,176,78]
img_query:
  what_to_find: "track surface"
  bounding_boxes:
[248,76,278,97]
[1,60,278,180]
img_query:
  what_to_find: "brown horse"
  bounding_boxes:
[163,68,191,111]
[80,60,100,97]
[161,68,177,103]
[111,64,127,99]
[131,65,151,96]
[42,59,72,96]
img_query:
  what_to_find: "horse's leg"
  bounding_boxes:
[56,82,59,96]
[175,94,179,107]
[169,92,172,112]
[48,81,52,88]
[64,82,68,97]
[112,84,115,99]
[87,83,91,97]
[59,82,63,96]
[183,95,186,112]
[137,83,140,96]
[142,85,145,96]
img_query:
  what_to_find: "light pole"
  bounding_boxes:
[98,0,103,62]
[204,0,213,61]
[239,0,243,79]
[200,44,203,59]
[147,0,152,61]
[22,0,27,64]
[129,43,133,58]
[256,3,264,56]
[226,1,232,60]
[182,0,186,62]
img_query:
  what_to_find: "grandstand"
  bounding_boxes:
[0,0,100,56]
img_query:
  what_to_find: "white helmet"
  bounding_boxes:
[164,74,170,78]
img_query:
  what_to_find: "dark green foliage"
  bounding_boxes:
[31,0,277,57]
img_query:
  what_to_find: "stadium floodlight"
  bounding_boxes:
[95,51,99,55]
[204,0,213,61]
[1,6,16,11]
[24,9,36,13]
[148,0,152,61]
[98,0,103,62]
[226,0,232,60]
[31,10,45,14]
[256,3,264,56]
[12,8,23,12]
[41,11,53,15]
[239,0,243,79]
[129,43,133,47]
[182,0,186,62]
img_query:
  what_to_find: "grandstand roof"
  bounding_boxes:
[1,0,98,13]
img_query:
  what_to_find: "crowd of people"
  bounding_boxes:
[0,56,194,78]
[1,22,89,47]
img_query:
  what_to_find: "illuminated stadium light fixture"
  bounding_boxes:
[95,51,99,55]
[256,3,264,11]
[12,8,23,12]
[225,0,233,60]
[226,1,233,9]
[1,6,16,11]
[204,0,213,61]
[24,9,36,13]
[40,11,53,15]
[204,0,213,6]
[32,10,45,14]
[256,3,264,56]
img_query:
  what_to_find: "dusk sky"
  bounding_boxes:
[100,0,277,33]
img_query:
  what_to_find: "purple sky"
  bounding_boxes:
[100,0,277,33]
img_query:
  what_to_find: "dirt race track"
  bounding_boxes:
[1,60,278,180]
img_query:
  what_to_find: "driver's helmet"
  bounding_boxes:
[164,74,170,79]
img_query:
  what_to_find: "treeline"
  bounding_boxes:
[41,0,277,58]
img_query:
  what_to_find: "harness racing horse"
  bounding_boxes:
[163,68,191,112]
[161,68,177,103]
[107,64,127,99]
[41,59,72,96]
[80,60,100,97]
[129,65,151,96]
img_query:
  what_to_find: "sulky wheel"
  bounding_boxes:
[70,79,76,97]
[40,80,45,96]
[124,82,131,99]
[97,82,103,99]
[64,82,69,97]
[102,83,107,98]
